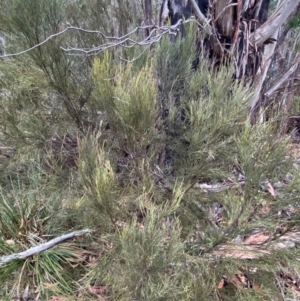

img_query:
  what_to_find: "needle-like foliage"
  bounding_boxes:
[0,0,300,300]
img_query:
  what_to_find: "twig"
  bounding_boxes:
[0,19,202,58]
[59,19,192,55]
[0,26,70,58]
[0,229,92,267]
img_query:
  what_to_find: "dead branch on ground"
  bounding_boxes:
[0,229,92,267]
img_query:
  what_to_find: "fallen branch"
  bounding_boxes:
[0,229,92,267]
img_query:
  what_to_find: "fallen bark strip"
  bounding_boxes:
[194,182,241,193]
[0,229,91,267]
[212,231,300,260]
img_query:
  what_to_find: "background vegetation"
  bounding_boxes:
[0,0,300,300]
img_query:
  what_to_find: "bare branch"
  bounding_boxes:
[0,229,92,267]
[0,20,203,58]
[60,24,163,55]
[60,19,203,56]
[120,44,152,63]
[0,25,70,58]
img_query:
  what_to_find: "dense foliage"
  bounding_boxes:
[0,0,300,300]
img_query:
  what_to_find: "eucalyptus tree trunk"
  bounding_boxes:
[144,0,154,38]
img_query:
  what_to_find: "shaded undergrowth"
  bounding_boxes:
[0,6,300,300]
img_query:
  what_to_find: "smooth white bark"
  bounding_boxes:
[0,229,91,267]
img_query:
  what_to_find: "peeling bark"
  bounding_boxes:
[250,0,300,47]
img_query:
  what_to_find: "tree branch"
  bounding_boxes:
[0,229,91,267]
[59,20,198,55]
[0,25,70,58]
[0,20,202,58]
